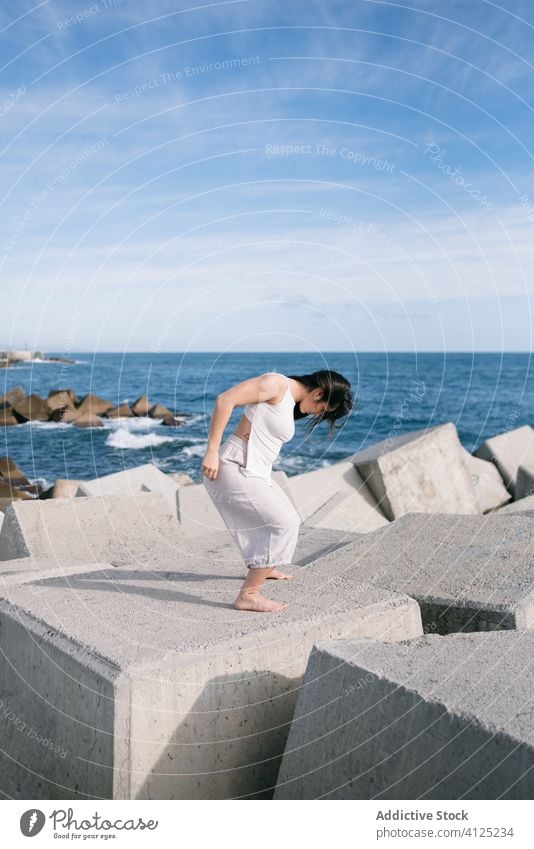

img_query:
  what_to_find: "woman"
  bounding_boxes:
[200,370,354,613]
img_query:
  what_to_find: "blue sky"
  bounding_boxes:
[1,0,533,352]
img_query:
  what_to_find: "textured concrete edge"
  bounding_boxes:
[0,560,114,583]
[110,591,422,798]
[273,636,530,800]
[308,636,532,743]
[0,503,30,560]
[0,596,122,677]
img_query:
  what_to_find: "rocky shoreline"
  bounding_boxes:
[0,350,75,368]
[0,385,189,430]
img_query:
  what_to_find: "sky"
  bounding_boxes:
[1,0,533,352]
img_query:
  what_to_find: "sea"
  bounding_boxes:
[1,352,533,492]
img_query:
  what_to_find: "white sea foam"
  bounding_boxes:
[22,420,70,429]
[179,442,208,459]
[30,476,53,491]
[104,415,157,431]
[6,357,88,365]
[105,427,179,450]
[179,413,206,426]
[9,358,53,365]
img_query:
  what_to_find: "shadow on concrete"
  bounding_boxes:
[134,669,298,800]
[28,570,237,609]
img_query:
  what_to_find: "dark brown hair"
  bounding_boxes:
[288,369,355,438]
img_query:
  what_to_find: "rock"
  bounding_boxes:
[59,410,81,424]
[350,422,479,520]
[461,449,511,512]
[12,394,50,423]
[474,425,534,497]
[0,409,18,426]
[0,386,26,408]
[48,407,76,422]
[47,388,78,405]
[14,483,42,497]
[104,404,134,419]
[131,395,151,416]
[148,403,173,419]
[161,415,183,427]
[46,391,76,416]
[0,482,32,500]
[76,393,113,416]
[73,412,104,428]
[0,457,31,487]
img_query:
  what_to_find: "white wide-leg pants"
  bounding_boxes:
[202,435,301,569]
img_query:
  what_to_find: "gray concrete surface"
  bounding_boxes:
[0,492,185,565]
[350,423,479,520]
[308,511,534,632]
[183,522,363,571]
[461,450,511,512]
[76,463,180,514]
[515,463,534,501]
[285,461,388,532]
[275,631,534,799]
[474,425,534,497]
[176,481,228,536]
[497,495,534,516]
[0,546,422,799]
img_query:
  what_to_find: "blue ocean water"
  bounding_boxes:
[1,352,533,490]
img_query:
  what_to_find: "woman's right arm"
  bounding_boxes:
[200,373,285,480]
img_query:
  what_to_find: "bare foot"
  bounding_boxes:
[234,591,286,612]
[267,568,293,580]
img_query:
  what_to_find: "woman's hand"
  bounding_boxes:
[201,448,220,480]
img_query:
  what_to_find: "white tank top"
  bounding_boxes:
[240,372,296,485]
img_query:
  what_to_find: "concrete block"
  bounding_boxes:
[275,631,534,799]
[187,523,364,570]
[76,463,179,514]
[176,482,227,536]
[0,492,184,565]
[0,552,422,799]
[49,479,84,499]
[167,472,194,486]
[515,463,534,501]
[461,450,511,512]
[497,495,534,516]
[309,511,534,633]
[474,425,534,497]
[285,460,388,532]
[351,423,479,520]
